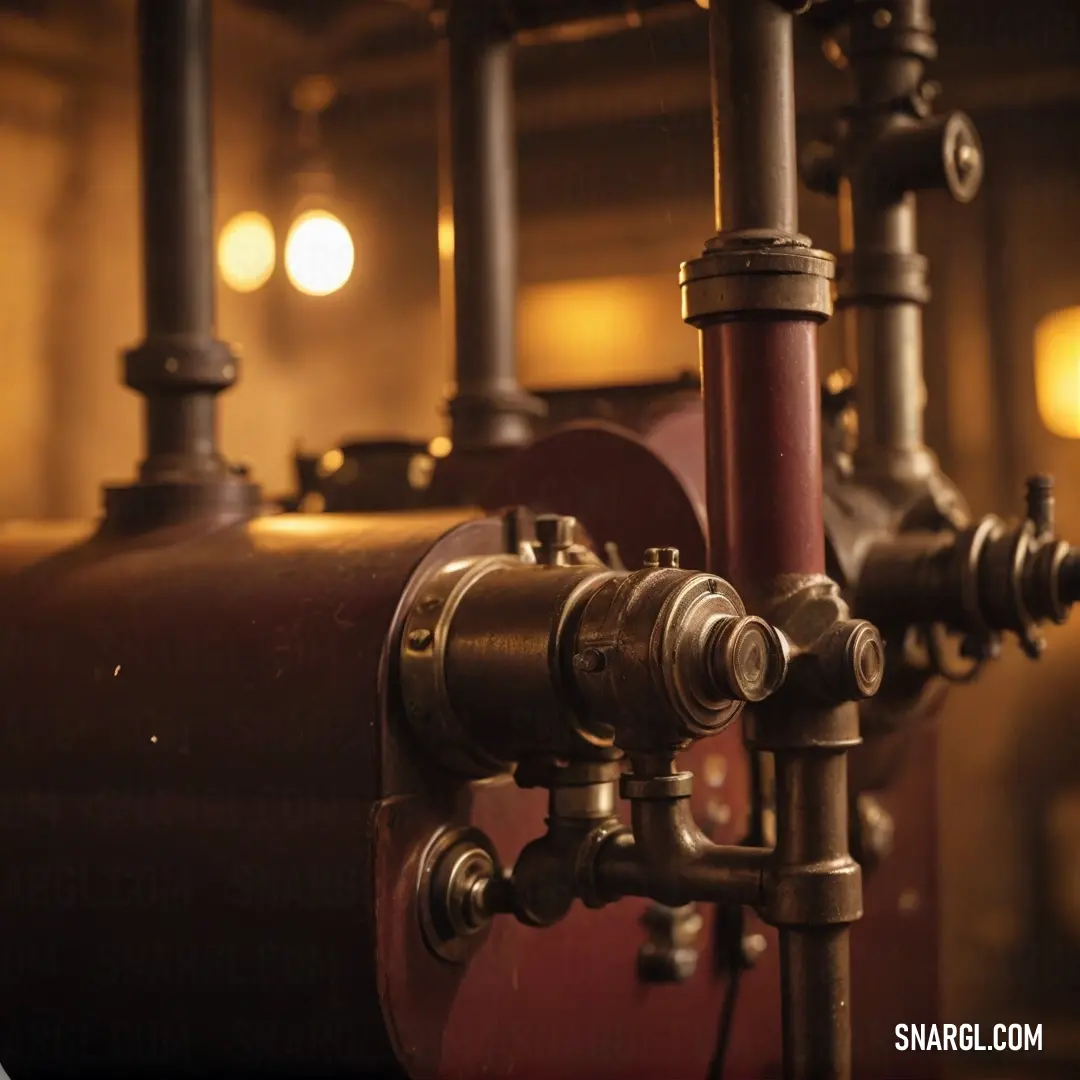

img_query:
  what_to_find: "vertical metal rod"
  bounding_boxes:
[138,0,215,341]
[711,0,799,237]
[774,750,854,1078]
[136,0,220,479]
[702,0,825,596]
[443,1,541,452]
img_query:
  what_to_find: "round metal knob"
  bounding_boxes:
[419,827,501,963]
[709,616,788,703]
[835,620,885,700]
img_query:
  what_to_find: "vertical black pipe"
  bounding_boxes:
[138,0,215,342]
[443,0,542,453]
[824,0,983,497]
[847,15,933,492]
[108,0,258,528]
[711,0,799,237]
[134,0,222,484]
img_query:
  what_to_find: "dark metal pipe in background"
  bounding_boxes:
[109,0,258,527]
[443,1,542,453]
[138,0,214,342]
[801,0,985,498]
[134,0,220,481]
[848,22,934,492]
[851,193,926,477]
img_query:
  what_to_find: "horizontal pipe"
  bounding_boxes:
[594,799,769,907]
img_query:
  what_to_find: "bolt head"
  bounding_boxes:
[644,547,680,569]
[573,648,606,674]
[407,628,434,651]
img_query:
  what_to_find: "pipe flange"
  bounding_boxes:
[124,337,238,394]
[575,819,631,909]
[680,244,835,323]
[954,515,1002,638]
[620,771,694,800]
[418,825,502,964]
[399,555,521,779]
[1029,540,1071,625]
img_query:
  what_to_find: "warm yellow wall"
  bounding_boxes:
[0,64,70,518]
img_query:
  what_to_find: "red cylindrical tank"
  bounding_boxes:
[0,510,489,1077]
[0,509,767,1079]
[485,416,709,572]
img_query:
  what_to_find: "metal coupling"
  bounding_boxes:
[756,576,884,710]
[681,237,836,325]
[574,561,790,751]
[637,902,704,984]
[761,854,864,928]
[533,513,576,565]
[400,523,792,780]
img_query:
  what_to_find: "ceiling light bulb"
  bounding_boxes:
[218,211,276,293]
[285,209,355,297]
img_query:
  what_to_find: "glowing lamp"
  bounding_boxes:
[437,216,455,261]
[427,436,452,459]
[285,209,355,297]
[1035,306,1080,439]
[217,211,275,293]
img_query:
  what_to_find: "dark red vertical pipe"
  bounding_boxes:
[702,319,826,591]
